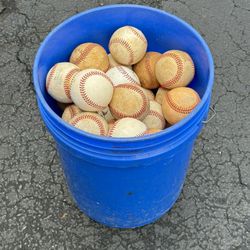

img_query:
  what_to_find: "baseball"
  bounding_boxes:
[143,101,166,130]
[133,52,161,89]
[70,69,114,112]
[108,53,132,69]
[162,87,201,125]
[141,88,155,101]
[62,104,82,123]
[109,83,149,120]
[70,42,109,72]
[44,25,204,138]
[144,128,162,135]
[108,119,116,130]
[106,66,140,86]
[108,118,147,138]
[155,50,195,89]
[98,106,115,122]
[155,87,168,104]
[46,62,80,103]
[109,26,147,65]
[69,112,109,136]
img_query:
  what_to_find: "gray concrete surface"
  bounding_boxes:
[0,0,249,249]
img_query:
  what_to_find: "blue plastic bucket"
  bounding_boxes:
[33,4,214,228]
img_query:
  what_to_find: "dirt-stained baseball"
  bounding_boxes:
[69,112,109,136]
[108,118,147,138]
[109,83,149,120]
[155,87,168,104]
[144,128,162,135]
[46,62,80,103]
[109,26,147,65]
[133,52,161,89]
[143,101,166,130]
[155,50,195,89]
[98,106,115,122]
[70,42,109,72]
[70,69,114,112]
[141,88,155,101]
[162,87,201,125]
[62,104,82,123]
[108,53,132,69]
[106,66,140,86]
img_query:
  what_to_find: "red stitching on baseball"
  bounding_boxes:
[46,64,57,91]
[109,38,134,65]
[64,68,80,99]
[70,113,106,135]
[127,26,147,44]
[116,66,138,84]
[161,53,184,88]
[144,53,154,81]
[108,119,119,136]
[109,84,149,119]
[72,43,96,65]
[108,120,146,137]
[79,71,113,111]
[147,110,165,128]
[165,92,200,114]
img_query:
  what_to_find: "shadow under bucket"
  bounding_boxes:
[33,4,214,228]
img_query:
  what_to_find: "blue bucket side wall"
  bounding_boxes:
[36,91,211,228]
[56,136,195,228]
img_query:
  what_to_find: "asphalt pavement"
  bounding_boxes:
[0,0,249,249]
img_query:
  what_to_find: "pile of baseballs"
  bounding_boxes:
[46,26,201,138]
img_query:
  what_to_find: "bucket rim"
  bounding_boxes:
[33,4,214,143]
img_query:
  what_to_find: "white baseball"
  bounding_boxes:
[62,104,82,123]
[109,118,147,138]
[97,106,115,122]
[108,53,132,69]
[70,69,114,112]
[143,101,166,130]
[46,62,80,103]
[109,26,147,65]
[106,66,140,86]
[69,112,109,136]
[155,87,168,104]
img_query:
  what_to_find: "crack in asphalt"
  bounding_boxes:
[1,0,17,13]
[0,0,249,249]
